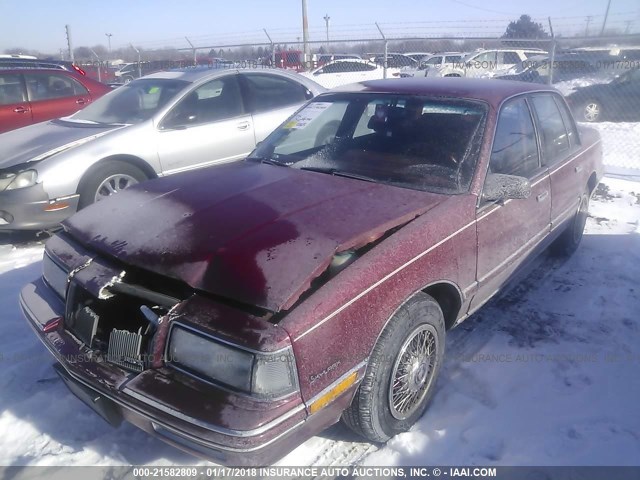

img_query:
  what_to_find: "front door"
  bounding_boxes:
[473,96,551,309]
[156,73,255,174]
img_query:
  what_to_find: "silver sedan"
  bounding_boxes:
[0,67,325,231]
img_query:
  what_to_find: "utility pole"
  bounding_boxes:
[624,21,633,34]
[323,14,330,46]
[585,16,592,36]
[65,25,74,62]
[105,33,113,57]
[302,0,310,65]
[600,0,612,36]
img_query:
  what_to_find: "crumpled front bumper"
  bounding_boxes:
[18,278,331,466]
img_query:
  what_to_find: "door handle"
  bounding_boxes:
[575,165,583,173]
[76,98,86,105]
[13,106,28,114]
[237,121,251,130]
[536,191,549,202]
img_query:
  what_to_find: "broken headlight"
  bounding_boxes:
[0,170,37,192]
[42,252,69,300]
[167,324,298,398]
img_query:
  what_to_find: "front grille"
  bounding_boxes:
[107,329,144,372]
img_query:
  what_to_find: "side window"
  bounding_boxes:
[164,75,243,127]
[242,74,309,113]
[0,74,25,105]
[24,73,87,101]
[472,51,497,64]
[445,55,461,63]
[501,52,521,64]
[553,96,579,148]
[489,98,540,178]
[530,94,570,165]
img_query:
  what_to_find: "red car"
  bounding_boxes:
[0,68,111,133]
[20,79,603,465]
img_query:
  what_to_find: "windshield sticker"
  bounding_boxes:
[285,102,333,129]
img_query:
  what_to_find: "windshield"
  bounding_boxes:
[71,79,188,125]
[248,93,487,194]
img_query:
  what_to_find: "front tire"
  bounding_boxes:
[78,161,147,209]
[342,292,445,442]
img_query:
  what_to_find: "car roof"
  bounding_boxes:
[330,77,557,108]
[138,67,327,91]
[0,67,78,75]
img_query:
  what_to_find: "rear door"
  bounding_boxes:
[156,73,255,174]
[0,73,32,132]
[474,96,551,308]
[239,73,314,142]
[529,93,583,231]
[24,71,91,123]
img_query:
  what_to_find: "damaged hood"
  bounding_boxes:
[0,119,120,169]
[64,162,446,311]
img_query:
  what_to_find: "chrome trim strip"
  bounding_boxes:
[150,417,306,454]
[477,225,549,284]
[124,387,305,437]
[548,140,600,176]
[306,360,367,410]
[294,219,477,341]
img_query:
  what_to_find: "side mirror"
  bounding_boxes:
[482,173,531,203]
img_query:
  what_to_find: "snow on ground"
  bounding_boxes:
[0,177,639,471]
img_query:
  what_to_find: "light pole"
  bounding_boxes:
[323,14,330,47]
[105,33,113,57]
[301,0,310,64]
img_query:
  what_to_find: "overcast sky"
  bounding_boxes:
[1,0,639,53]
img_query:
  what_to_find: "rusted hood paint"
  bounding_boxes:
[64,162,446,311]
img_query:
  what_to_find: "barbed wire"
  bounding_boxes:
[111,13,640,51]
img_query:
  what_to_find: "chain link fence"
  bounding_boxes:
[74,33,640,175]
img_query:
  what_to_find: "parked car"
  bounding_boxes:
[372,53,417,68]
[0,68,111,134]
[400,52,464,77]
[404,52,433,62]
[0,57,88,77]
[438,48,546,78]
[315,54,362,66]
[20,78,602,465]
[495,54,601,84]
[113,61,184,83]
[0,67,325,231]
[565,67,640,122]
[301,59,396,88]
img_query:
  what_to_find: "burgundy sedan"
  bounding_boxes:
[0,68,111,133]
[19,78,603,465]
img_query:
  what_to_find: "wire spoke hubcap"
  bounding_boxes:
[389,324,438,420]
[95,174,138,202]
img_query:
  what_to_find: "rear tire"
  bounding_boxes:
[77,161,147,209]
[551,189,589,257]
[342,292,445,442]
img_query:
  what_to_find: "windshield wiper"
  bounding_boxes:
[258,158,288,167]
[299,166,377,183]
